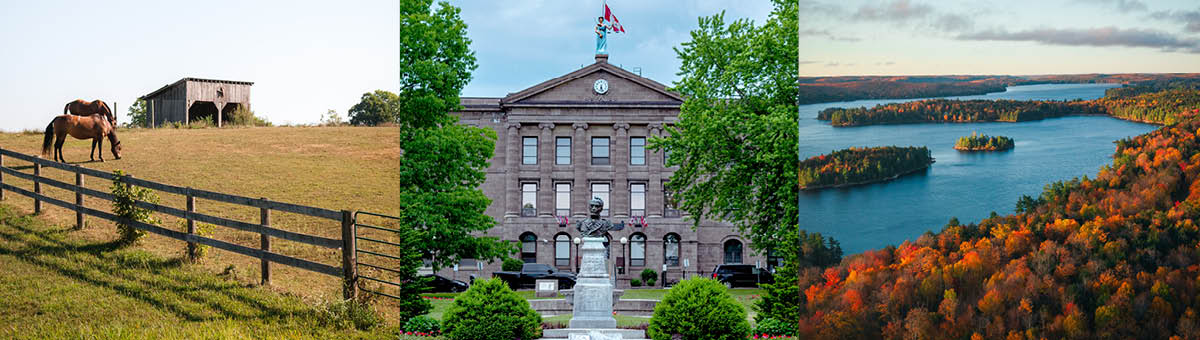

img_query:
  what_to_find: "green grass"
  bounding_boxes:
[0,203,404,339]
[0,127,398,306]
[542,314,651,328]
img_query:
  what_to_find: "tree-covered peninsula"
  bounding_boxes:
[798,146,933,190]
[954,133,1014,151]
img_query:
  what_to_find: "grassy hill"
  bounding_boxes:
[0,127,399,312]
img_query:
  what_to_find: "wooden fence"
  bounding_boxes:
[0,148,360,299]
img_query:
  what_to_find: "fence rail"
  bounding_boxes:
[0,148,360,299]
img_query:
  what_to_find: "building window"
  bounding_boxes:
[630,183,646,217]
[555,183,571,216]
[767,248,783,271]
[630,233,646,267]
[555,234,571,267]
[664,233,680,266]
[723,239,743,264]
[630,137,646,165]
[523,137,537,165]
[520,233,537,263]
[664,184,680,217]
[521,183,537,217]
[592,137,610,165]
[556,137,571,165]
[591,183,610,217]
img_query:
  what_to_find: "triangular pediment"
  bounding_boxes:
[502,60,683,106]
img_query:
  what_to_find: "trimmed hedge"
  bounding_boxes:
[442,278,542,340]
[647,277,750,340]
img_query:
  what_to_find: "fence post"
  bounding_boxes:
[33,162,41,214]
[75,166,84,229]
[0,152,5,201]
[186,188,196,261]
[260,199,270,286]
[342,210,357,300]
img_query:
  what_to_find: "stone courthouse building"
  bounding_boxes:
[432,55,781,288]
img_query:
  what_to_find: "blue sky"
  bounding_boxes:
[449,0,773,97]
[0,1,398,132]
[799,0,1200,76]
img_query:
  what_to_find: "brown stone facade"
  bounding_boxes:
[431,56,776,288]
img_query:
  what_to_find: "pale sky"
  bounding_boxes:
[799,0,1200,76]
[0,1,399,132]
[449,0,773,97]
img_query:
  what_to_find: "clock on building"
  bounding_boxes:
[593,79,609,94]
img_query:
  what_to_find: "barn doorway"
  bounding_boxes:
[221,103,243,125]
[188,101,219,125]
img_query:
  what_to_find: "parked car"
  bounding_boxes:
[421,274,469,293]
[711,264,774,288]
[493,263,576,290]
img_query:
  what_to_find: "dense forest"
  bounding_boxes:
[798,146,933,190]
[817,99,1106,126]
[955,133,1014,151]
[794,91,1200,339]
[797,74,1200,105]
[1101,87,1200,125]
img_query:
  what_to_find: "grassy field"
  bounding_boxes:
[0,202,415,339]
[0,127,399,310]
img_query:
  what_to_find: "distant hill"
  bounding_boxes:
[797,73,1200,104]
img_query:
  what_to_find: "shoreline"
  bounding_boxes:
[800,160,935,191]
[821,112,1165,128]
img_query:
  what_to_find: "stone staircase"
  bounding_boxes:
[540,328,647,340]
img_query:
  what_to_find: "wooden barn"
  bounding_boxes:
[139,77,253,127]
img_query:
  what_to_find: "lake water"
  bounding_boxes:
[798,83,1158,254]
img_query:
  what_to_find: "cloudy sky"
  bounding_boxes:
[448,0,773,97]
[799,0,1200,76]
[0,1,398,132]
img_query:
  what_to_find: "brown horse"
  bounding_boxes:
[42,114,122,163]
[63,99,115,126]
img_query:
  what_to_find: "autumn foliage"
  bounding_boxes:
[798,146,933,190]
[794,91,1200,339]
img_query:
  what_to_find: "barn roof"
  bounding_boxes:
[140,77,254,100]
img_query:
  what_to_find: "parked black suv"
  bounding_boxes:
[493,263,577,289]
[711,264,774,288]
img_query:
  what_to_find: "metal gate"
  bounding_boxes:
[352,211,411,300]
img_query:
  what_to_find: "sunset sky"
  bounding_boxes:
[799,0,1200,76]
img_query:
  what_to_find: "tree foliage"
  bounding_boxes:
[818,99,1106,127]
[651,0,798,252]
[954,132,1014,151]
[125,99,148,128]
[348,90,400,126]
[397,0,476,129]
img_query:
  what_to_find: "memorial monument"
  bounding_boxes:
[570,197,624,329]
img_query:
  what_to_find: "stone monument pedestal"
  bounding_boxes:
[569,237,617,329]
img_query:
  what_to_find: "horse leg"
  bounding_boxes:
[54,134,66,163]
[96,137,104,162]
[90,139,98,161]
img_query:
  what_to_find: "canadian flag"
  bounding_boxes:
[604,3,626,33]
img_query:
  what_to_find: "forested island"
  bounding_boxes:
[954,133,1013,151]
[816,79,1200,127]
[793,87,1200,339]
[798,146,933,190]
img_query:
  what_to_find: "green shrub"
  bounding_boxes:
[403,315,441,335]
[631,279,643,287]
[227,105,272,127]
[110,170,159,244]
[443,278,541,340]
[752,318,796,337]
[502,257,524,272]
[648,277,750,340]
[316,298,383,331]
[189,116,214,128]
[179,221,214,262]
[641,268,658,283]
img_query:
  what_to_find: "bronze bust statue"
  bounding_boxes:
[576,197,624,237]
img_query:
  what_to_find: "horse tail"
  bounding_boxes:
[42,117,58,157]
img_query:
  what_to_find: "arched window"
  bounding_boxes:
[555,234,571,267]
[520,233,537,263]
[630,233,646,266]
[723,239,743,264]
[663,233,680,266]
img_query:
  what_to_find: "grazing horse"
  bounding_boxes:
[42,114,122,163]
[63,99,115,126]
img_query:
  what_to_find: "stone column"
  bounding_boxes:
[570,237,617,329]
[572,123,589,218]
[538,123,555,217]
[612,123,630,218]
[647,123,664,218]
[504,123,521,218]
